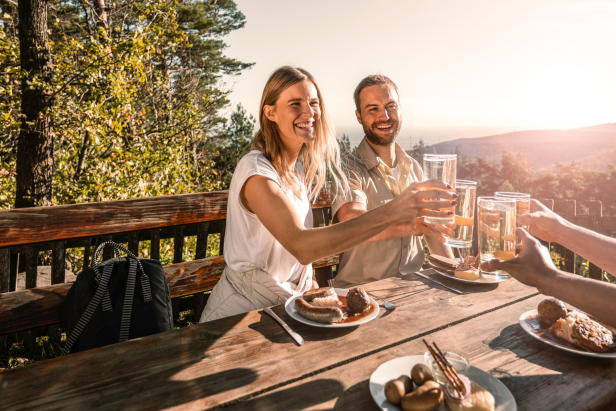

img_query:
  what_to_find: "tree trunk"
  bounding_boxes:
[15,0,55,208]
[93,0,108,27]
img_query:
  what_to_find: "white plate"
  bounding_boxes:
[519,309,616,358]
[431,268,509,284]
[369,355,517,411]
[285,288,380,328]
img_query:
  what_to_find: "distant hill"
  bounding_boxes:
[429,124,616,171]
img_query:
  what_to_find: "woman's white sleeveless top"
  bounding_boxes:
[224,150,313,283]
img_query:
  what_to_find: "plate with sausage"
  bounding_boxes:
[285,287,380,328]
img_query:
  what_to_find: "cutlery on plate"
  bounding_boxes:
[414,272,464,295]
[263,307,304,346]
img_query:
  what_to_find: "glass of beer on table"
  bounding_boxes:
[495,192,531,238]
[445,180,477,250]
[422,154,457,226]
[477,196,516,279]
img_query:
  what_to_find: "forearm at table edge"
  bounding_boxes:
[556,221,616,275]
[542,270,616,329]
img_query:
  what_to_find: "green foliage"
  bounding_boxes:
[0,334,66,371]
[211,103,256,187]
[0,0,254,209]
[338,133,353,157]
[409,138,430,164]
[457,150,616,214]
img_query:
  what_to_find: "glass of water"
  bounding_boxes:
[495,192,531,235]
[478,196,516,278]
[445,180,477,248]
[423,154,457,225]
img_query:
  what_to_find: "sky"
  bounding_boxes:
[223,0,616,145]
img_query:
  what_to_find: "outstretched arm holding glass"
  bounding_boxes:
[481,199,616,328]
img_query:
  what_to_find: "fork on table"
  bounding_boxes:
[367,292,404,310]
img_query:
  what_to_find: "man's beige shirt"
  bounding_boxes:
[331,137,425,288]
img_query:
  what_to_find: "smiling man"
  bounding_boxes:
[331,75,454,288]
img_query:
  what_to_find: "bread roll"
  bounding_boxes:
[445,381,495,411]
[455,268,480,281]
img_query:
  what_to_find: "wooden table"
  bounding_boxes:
[1,269,615,410]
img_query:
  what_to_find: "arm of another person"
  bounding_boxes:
[519,199,616,275]
[241,176,456,265]
[334,202,454,258]
[481,228,616,329]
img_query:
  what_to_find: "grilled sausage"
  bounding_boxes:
[295,298,345,324]
[302,287,336,303]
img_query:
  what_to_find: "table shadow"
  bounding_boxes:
[333,378,381,410]
[225,378,345,411]
[249,308,357,344]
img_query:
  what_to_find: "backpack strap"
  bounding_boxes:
[119,259,137,342]
[92,241,152,305]
[62,262,114,356]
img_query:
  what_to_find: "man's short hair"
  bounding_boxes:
[353,74,400,112]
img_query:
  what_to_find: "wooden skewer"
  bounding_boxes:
[433,342,466,394]
[432,346,464,395]
[422,340,464,398]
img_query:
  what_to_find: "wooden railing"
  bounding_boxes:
[538,199,615,281]
[0,186,335,342]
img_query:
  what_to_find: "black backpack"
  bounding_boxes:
[60,241,173,355]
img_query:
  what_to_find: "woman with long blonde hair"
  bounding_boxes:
[200,67,455,322]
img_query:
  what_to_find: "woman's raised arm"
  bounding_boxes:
[241,176,456,265]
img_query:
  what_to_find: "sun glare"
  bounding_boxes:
[521,65,609,129]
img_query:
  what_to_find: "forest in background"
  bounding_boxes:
[0,0,255,210]
[409,138,616,216]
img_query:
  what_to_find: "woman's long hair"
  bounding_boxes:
[251,66,348,202]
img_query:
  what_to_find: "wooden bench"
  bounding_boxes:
[0,186,338,339]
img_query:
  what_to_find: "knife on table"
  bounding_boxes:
[414,271,464,295]
[264,307,304,346]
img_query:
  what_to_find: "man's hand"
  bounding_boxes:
[480,228,558,294]
[518,199,568,243]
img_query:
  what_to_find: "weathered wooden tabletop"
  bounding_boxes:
[1,269,615,410]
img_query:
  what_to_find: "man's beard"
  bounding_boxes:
[363,120,401,147]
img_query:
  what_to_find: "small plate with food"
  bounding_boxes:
[369,354,516,411]
[285,287,380,328]
[427,255,508,284]
[519,297,616,358]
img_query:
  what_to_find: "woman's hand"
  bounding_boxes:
[518,199,569,243]
[392,179,457,223]
[480,228,558,294]
[413,218,455,243]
